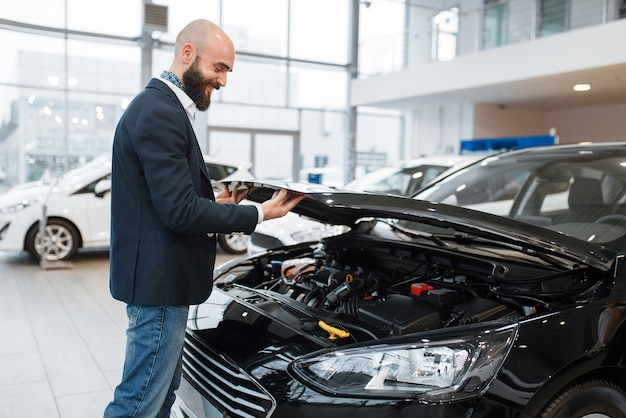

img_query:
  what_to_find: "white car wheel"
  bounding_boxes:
[217,232,249,254]
[25,219,80,262]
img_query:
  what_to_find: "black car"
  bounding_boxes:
[176,143,626,418]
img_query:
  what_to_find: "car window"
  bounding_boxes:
[415,151,626,248]
[406,166,450,195]
[366,170,408,195]
[346,165,450,196]
[206,163,237,181]
[540,189,569,213]
[513,162,626,224]
[346,167,394,189]
[75,174,111,194]
[415,161,531,216]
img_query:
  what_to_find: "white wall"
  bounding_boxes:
[406,103,474,157]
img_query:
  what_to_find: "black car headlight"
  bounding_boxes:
[290,322,517,402]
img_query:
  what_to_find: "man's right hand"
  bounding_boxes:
[260,189,305,221]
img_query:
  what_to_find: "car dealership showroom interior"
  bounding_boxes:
[2,1,626,417]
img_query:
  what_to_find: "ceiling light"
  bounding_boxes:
[573,84,591,92]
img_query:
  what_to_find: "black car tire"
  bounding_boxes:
[538,379,626,418]
[25,218,80,262]
[217,232,249,254]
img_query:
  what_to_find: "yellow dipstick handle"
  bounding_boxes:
[318,320,351,340]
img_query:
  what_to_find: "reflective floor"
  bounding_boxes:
[0,247,237,418]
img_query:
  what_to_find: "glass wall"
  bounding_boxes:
[0,0,404,187]
[0,23,139,184]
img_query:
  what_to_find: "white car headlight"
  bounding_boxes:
[291,322,517,402]
[0,198,41,214]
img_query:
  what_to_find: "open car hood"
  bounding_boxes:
[237,180,617,271]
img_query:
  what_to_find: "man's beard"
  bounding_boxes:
[182,57,216,111]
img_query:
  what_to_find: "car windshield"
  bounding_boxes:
[413,151,626,249]
[59,155,110,180]
[346,165,448,196]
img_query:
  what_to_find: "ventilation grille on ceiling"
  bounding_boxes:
[144,3,168,32]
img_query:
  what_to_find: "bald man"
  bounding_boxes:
[103,19,303,417]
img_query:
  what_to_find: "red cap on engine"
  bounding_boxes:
[411,282,434,296]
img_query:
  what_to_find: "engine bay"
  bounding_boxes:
[214,233,608,345]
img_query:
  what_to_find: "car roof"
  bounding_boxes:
[393,154,481,169]
[414,142,626,193]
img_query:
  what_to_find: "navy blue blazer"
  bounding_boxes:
[109,78,258,305]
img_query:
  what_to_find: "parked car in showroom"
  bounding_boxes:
[412,142,626,226]
[247,154,480,254]
[175,146,626,418]
[0,154,255,262]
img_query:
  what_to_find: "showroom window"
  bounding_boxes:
[358,0,405,77]
[221,0,289,57]
[431,6,459,62]
[219,58,289,107]
[1,0,397,186]
[539,0,569,37]
[289,0,350,64]
[482,0,507,49]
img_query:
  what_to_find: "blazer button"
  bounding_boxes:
[206,233,215,237]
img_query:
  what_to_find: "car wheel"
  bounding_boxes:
[217,232,249,254]
[25,219,80,262]
[538,379,626,418]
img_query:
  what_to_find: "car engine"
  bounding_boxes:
[215,233,604,345]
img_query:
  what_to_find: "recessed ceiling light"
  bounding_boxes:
[573,83,591,92]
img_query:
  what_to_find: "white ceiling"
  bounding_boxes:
[364,62,626,111]
[455,63,626,109]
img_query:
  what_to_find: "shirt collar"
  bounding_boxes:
[159,71,197,121]
[160,70,185,91]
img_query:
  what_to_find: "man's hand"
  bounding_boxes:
[261,189,305,220]
[216,182,251,204]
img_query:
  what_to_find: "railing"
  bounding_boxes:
[358,0,622,78]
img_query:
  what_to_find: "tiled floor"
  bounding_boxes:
[0,247,237,418]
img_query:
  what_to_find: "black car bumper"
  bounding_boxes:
[177,330,515,418]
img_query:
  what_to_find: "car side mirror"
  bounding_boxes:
[94,179,111,198]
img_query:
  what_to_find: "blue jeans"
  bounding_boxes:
[104,304,189,418]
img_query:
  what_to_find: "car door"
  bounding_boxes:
[79,174,112,248]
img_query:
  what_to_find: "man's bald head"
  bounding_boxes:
[174,19,232,56]
[169,19,235,77]
[168,19,235,111]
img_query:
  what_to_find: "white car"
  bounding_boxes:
[0,155,255,262]
[247,154,480,254]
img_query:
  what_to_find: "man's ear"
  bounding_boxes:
[181,42,195,64]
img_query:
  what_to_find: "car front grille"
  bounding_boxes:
[249,232,283,250]
[182,332,276,418]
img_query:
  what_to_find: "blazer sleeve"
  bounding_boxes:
[128,88,258,235]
